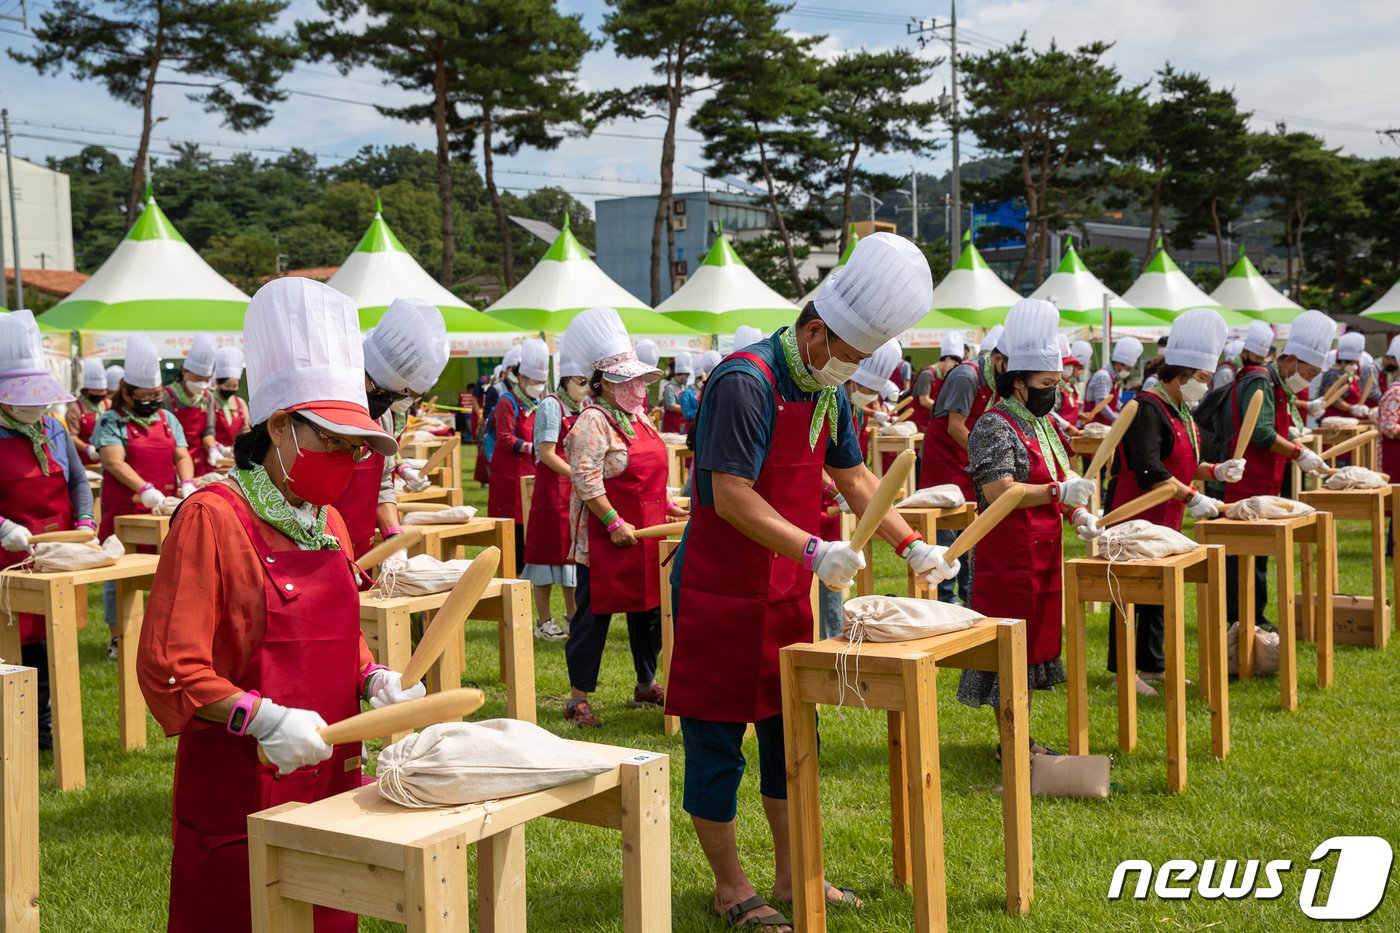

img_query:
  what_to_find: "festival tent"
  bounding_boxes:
[41,189,250,359]
[799,227,859,306]
[328,203,525,357]
[900,239,1019,347]
[655,230,800,335]
[1120,245,1248,328]
[485,218,705,351]
[1029,240,1138,326]
[1210,248,1304,325]
[1358,277,1400,325]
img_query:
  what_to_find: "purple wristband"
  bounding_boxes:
[802,535,821,570]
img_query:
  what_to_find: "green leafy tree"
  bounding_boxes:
[279,222,351,270]
[200,231,278,291]
[1080,245,1136,295]
[13,0,298,225]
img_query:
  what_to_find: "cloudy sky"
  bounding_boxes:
[0,0,1396,210]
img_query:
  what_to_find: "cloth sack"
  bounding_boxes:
[1226,622,1280,676]
[896,484,967,509]
[194,472,227,488]
[400,430,438,446]
[84,469,102,483]
[659,432,688,446]
[877,421,918,436]
[378,552,470,598]
[1099,520,1197,562]
[1320,416,1360,429]
[1080,422,1111,439]
[376,719,614,808]
[1224,496,1315,521]
[842,595,982,643]
[151,495,183,516]
[402,505,479,525]
[1029,755,1112,799]
[1324,466,1387,489]
[30,535,125,573]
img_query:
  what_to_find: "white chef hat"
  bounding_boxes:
[564,307,660,383]
[1057,333,1072,361]
[732,326,764,351]
[882,380,899,402]
[635,339,660,368]
[1001,299,1061,373]
[812,232,932,354]
[81,357,107,391]
[1165,308,1228,372]
[363,298,449,395]
[852,338,901,392]
[1336,331,1365,362]
[214,346,245,381]
[1223,338,1244,361]
[1071,340,1093,368]
[244,277,396,455]
[517,338,550,382]
[694,350,722,379]
[122,334,163,390]
[0,310,74,406]
[1242,320,1274,358]
[1282,309,1336,369]
[503,344,522,370]
[1386,336,1400,361]
[672,350,693,375]
[1325,349,1337,371]
[557,334,588,379]
[1111,336,1144,367]
[1360,350,1375,370]
[183,333,217,378]
[492,364,504,382]
[940,330,965,359]
[105,365,124,391]
[983,324,1005,355]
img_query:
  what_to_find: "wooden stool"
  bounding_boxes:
[358,578,535,730]
[1298,486,1397,650]
[249,743,670,933]
[665,443,693,489]
[781,619,1033,933]
[407,517,515,572]
[657,538,683,737]
[869,432,923,497]
[1063,545,1229,793]
[1,665,39,931]
[1194,511,1336,709]
[854,503,976,598]
[1070,435,1105,514]
[397,485,465,508]
[113,513,171,552]
[0,554,159,791]
[1316,423,1374,471]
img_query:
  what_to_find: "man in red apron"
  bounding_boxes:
[66,357,109,467]
[666,234,956,929]
[1084,336,1143,426]
[911,330,964,434]
[139,277,422,933]
[164,332,219,476]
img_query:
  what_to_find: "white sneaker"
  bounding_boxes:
[534,618,566,641]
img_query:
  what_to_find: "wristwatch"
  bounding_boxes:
[227,690,261,737]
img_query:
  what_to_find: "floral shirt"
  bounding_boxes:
[562,406,635,566]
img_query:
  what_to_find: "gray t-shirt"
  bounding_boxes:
[931,362,978,419]
[913,367,935,400]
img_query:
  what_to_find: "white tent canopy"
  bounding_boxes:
[1359,278,1400,319]
[1030,241,1136,325]
[655,233,799,335]
[1121,246,1227,327]
[1210,251,1304,326]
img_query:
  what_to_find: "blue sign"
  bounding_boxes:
[970,199,1028,250]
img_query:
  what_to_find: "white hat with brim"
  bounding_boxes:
[1282,309,1336,370]
[0,310,75,406]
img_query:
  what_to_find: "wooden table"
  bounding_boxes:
[406,517,515,572]
[397,485,464,508]
[249,743,670,933]
[869,432,923,498]
[113,513,171,552]
[665,443,694,489]
[0,554,159,791]
[1064,545,1229,793]
[88,474,101,525]
[519,475,534,537]
[401,435,463,489]
[1,665,39,932]
[1299,486,1397,650]
[1194,511,1336,709]
[359,578,535,730]
[781,619,1032,932]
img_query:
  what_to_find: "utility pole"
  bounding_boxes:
[908,2,960,266]
[3,110,23,309]
[910,167,920,243]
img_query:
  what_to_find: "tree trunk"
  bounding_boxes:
[1012,150,1036,291]
[1144,174,1163,267]
[651,48,683,305]
[757,137,803,297]
[125,22,165,227]
[1034,217,1050,287]
[432,46,456,287]
[838,144,859,255]
[482,116,514,288]
[1210,197,1226,275]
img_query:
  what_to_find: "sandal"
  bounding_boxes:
[826,885,862,908]
[996,737,1063,762]
[721,894,791,930]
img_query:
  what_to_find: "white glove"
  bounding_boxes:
[366,670,428,710]
[85,444,99,461]
[206,448,221,467]
[1306,399,1326,418]
[1295,447,1328,475]
[216,444,233,458]
[179,481,197,499]
[904,541,960,587]
[833,491,852,514]
[1350,404,1371,419]
[1212,459,1246,483]
[872,410,891,426]
[246,700,333,776]
[398,465,432,493]
[809,539,866,589]
[138,485,164,509]
[1056,472,1096,508]
[1186,492,1222,520]
[0,522,30,552]
[1071,508,1103,542]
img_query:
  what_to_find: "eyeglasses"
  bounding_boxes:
[291,414,373,462]
[366,375,414,404]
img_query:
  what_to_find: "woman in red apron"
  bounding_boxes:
[1085,336,1143,426]
[211,345,249,451]
[487,341,548,574]
[521,353,587,641]
[66,357,109,466]
[164,333,219,476]
[660,352,691,434]
[560,314,683,728]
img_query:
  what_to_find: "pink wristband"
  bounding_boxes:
[606,518,625,533]
[383,525,405,537]
[138,482,154,493]
[802,535,821,570]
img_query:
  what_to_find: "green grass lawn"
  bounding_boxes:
[37,446,1400,930]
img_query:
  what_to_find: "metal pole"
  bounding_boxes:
[1101,293,1111,370]
[3,110,22,309]
[910,167,919,243]
[948,0,961,267]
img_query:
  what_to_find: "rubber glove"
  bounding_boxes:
[1057,472,1096,508]
[1186,492,1222,520]
[84,444,99,461]
[179,481,197,499]
[246,699,333,776]
[1212,459,1246,483]
[206,448,221,467]
[1306,399,1326,418]
[1071,508,1103,542]
[366,670,428,710]
[810,539,866,589]
[872,410,891,426]
[138,484,164,509]
[1295,447,1328,475]
[0,522,31,552]
[832,491,852,514]
[397,464,432,493]
[904,540,960,587]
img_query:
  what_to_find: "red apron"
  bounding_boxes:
[331,451,385,559]
[1226,366,1289,503]
[662,381,687,434]
[911,365,940,433]
[486,393,536,524]
[667,352,824,723]
[165,386,212,477]
[1324,372,1360,420]
[99,414,178,539]
[76,404,103,466]
[578,408,666,614]
[213,397,247,447]
[970,409,1065,665]
[0,430,73,644]
[1090,370,1121,426]
[920,360,993,497]
[1057,383,1081,426]
[853,409,870,462]
[1105,392,1196,531]
[523,396,578,567]
[167,483,362,933]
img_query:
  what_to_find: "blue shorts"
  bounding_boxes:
[681,715,808,823]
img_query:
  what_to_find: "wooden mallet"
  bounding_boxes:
[826,448,917,592]
[893,407,915,424]
[1082,399,1139,485]
[940,484,1026,564]
[398,545,501,689]
[633,521,688,540]
[257,687,485,765]
[397,501,453,513]
[29,529,97,544]
[1232,389,1266,461]
[417,436,461,479]
[894,395,914,413]
[1319,373,1356,410]
[1360,373,1377,403]
[357,527,424,573]
[1319,429,1378,463]
[1099,482,1179,527]
[1080,393,1115,425]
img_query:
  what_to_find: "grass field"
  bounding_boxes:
[36,446,1400,931]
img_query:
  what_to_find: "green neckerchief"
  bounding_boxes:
[779,326,841,450]
[1270,362,1302,432]
[80,394,106,415]
[231,464,342,551]
[392,408,409,437]
[1148,384,1200,459]
[979,353,999,398]
[0,409,52,475]
[119,405,161,429]
[558,389,583,414]
[1000,396,1072,482]
[596,395,637,438]
[217,393,241,418]
[169,380,205,409]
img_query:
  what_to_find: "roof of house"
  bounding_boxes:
[5,268,91,297]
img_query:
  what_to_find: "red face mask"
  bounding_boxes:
[277,434,357,506]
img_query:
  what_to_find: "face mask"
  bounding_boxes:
[523,382,544,400]
[1343,363,1358,375]
[186,378,210,393]
[564,380,588,403]
[84,392,107,405]
[613,378,648,415]
[850,390,877,408]
[1062,365,1074,379]
[276,429,358,506]
[391,396,415,414]
[4,405,45,424]
[1024,384,1058,417]
[1116,369,1131,383]
[1285,372,1311,393]
[807,328,860,387]
[218,388,238,401]
[1180,379,1209,404]
[132,398,162,418]
[367,392,392,420]
[1386,364,1398,375]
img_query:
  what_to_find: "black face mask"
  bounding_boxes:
[83,392,106,405]
[131,398,162,418]
[1387,364,1398,375]
[217,388,238,401]
[1024,384,1058,417]
[367,391,393,419]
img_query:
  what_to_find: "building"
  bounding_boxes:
[0,152,75,272]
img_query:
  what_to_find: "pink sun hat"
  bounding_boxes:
[0,310,74,407]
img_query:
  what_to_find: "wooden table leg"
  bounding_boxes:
[1163,569,1186,793]
[1239,556,1256,680]
[1299,535,1316,642]
[1371,495,1389,647]
[46,582,85,791]
[903,655,946,933]
[1116,602,1137,753]
[115,580,147,751]
[781,650,826,933]
[1392,489,1399,640]
[409,836,470,933]
[379,607,413,745]
[0,666,39,933]
[857,539,874,598]
[997,621,1032,915]
[1065,568,1089,755]
[1317,514,1335,689]
[1202,547,1229,759]
[1276,530,1298,712]
[248,804,315,932]
[498,583,536,724]
[621,754,671,933]
[887,710,911,888]
[1196,580,1209,701]
[494,520,515,580]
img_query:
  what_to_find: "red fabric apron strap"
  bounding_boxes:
[77,408,102,466]
[582,407,667,614]
[165,386,212,477]
[524,396,579,567]
[920,359,993,496]
[213,398,247,447]
[331,451,385,559]
[0,434,74,644]
[486,393,536,524]
[1105,391,1195,530]
[99,414,177,540]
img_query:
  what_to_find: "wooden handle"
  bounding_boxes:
[400,546,500,688]
[894,407,915,424]
[1320,429,1378,462]
[418,436,461,477]
[1232,389,1266,461]
[397,502,452,513]
[357,527,424,572]
[1360,373,1376,402]
[1100,482,1178,527]
[943,485,1025,563]
[258,688,485,764]
[1319,373,1356,409]
[894,395,913,412]
[849,449,916,554]
[1083,399,1138,484]
[29,529,97,544]
[633,521,688,540]
[1081,393,1114,424]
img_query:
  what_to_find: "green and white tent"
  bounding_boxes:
[327,204,525,357]
[42,190,250,359]
[1120,245,1246,329]
[1358,277,1400,325]
[902,240,1020,346]
[1210,249,1304,325]
[800,228,859,306]
[1029,240,1137,327]
[486,218,705,351]
[655,232,799,335]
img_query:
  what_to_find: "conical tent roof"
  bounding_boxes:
[800,227,859,306]
[1359,278,1400,324]
[1030,241,1137,325]
[41,191,250,358]
[1210,250,1304,324]
[655,232,799,335]
[486,218,704,350]
[327,203,524,357]
[1121,246,1244,327]
[899,242,1012,346]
